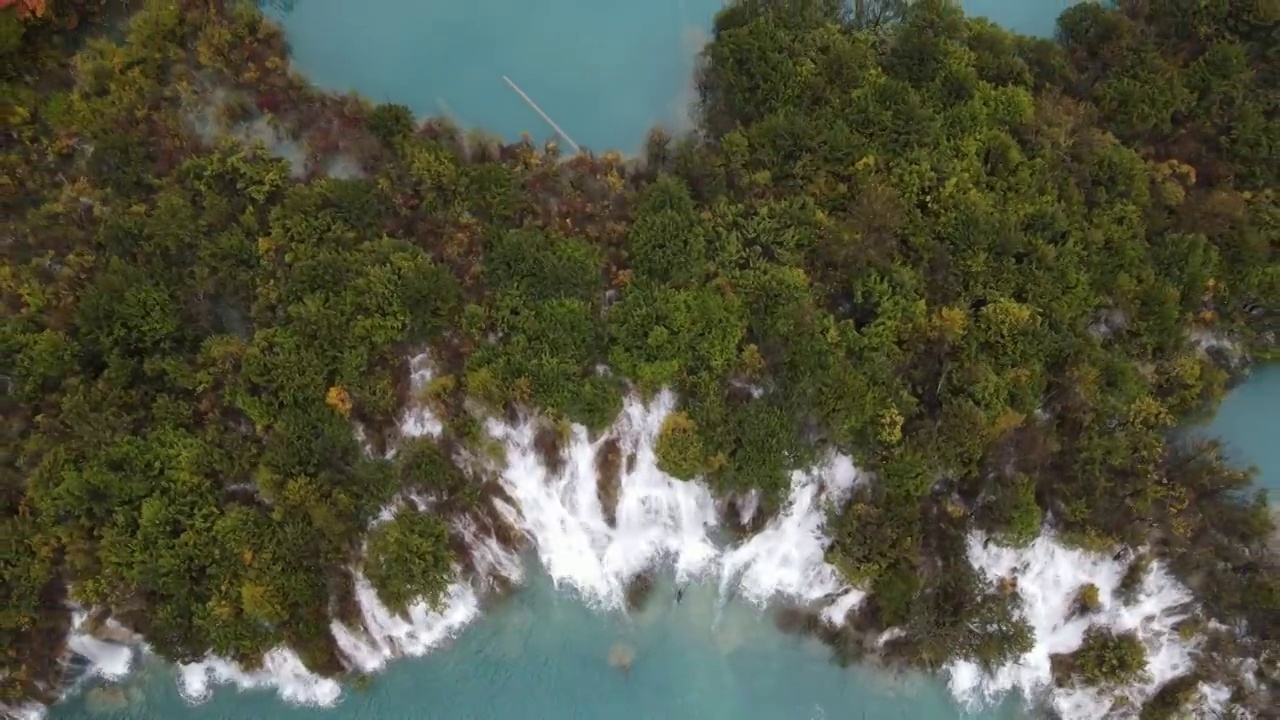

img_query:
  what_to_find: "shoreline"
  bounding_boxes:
[41,566,1027,720]
[29,377,1254,720]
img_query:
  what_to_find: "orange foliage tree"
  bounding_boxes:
[1,0,48,20]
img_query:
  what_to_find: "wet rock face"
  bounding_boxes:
[624,571,656,613]
[772,606,812,636]
[92,626,140,649]
[534,425,566,477]
[718,492,768,540]
[84,686,129,714]
[595,436,622,527]
[997,575,1019,597]
[772,605,882,669]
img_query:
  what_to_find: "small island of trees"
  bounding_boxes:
[2,0,1276,717]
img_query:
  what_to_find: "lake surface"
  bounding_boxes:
[262,0,1078,155]
[1204,364,1280,497]
[49,571,1026,720]
[264,0,719,154]
[962,0,1076,38]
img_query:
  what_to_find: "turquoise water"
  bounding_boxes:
[961,0,1076,38]
[263,0,1077,154]
[50,571,1024,719]
[1204,364,1280,497]
[263,0,718,154]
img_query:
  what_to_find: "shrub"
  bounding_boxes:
[655,411,707,480]
[1062,628,1148,687]
[366,103,416,147]
[1072,583,1102,616]
[364,510,455,614]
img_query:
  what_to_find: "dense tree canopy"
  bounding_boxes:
[2,0,1276,715]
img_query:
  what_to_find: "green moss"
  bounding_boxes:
[366,103,416,147]
[351,673,375,693]
[962,592,1034,670]
[1059,530,1120,555]
[1174,617,1203,643]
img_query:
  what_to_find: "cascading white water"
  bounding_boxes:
[64,615,134,684]
[328,581,484,675]
[718,453,862,609]
[481,386,870,628]
[30,354,1239,719]
[948,535,1217,718]
[480,388,1230,719]
[319,354,526,676]
[484,390,722,606]
[1,703,46,720]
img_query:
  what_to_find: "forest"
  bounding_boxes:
[2,0,1276,716]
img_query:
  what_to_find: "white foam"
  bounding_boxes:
[736,489,761,527]
[398,351,444,441]
[0,701,47,720]
[485,390,862,617]
[18,613,148,717]
[164,501,524,707]
[823,589,867,628]
[455,515,526,583]
[330,578,482,674]
[331,517,523,674]
[720,454,861,606]
[485,390,721,606]
[948,534,1199,719]
[1199,681,1236,716]
[176,648,341,707]
[66,631,134,681]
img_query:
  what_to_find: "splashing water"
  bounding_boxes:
[65,621,135,684]
[176,650,342,707]
[484,391,722,606]
[949,536,1202,718]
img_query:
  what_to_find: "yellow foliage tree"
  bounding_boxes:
[325,385,353,418]
[876,407,904,446]
[990,407,1027,438]
[931,305,969,343]
[655,411,707,479]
